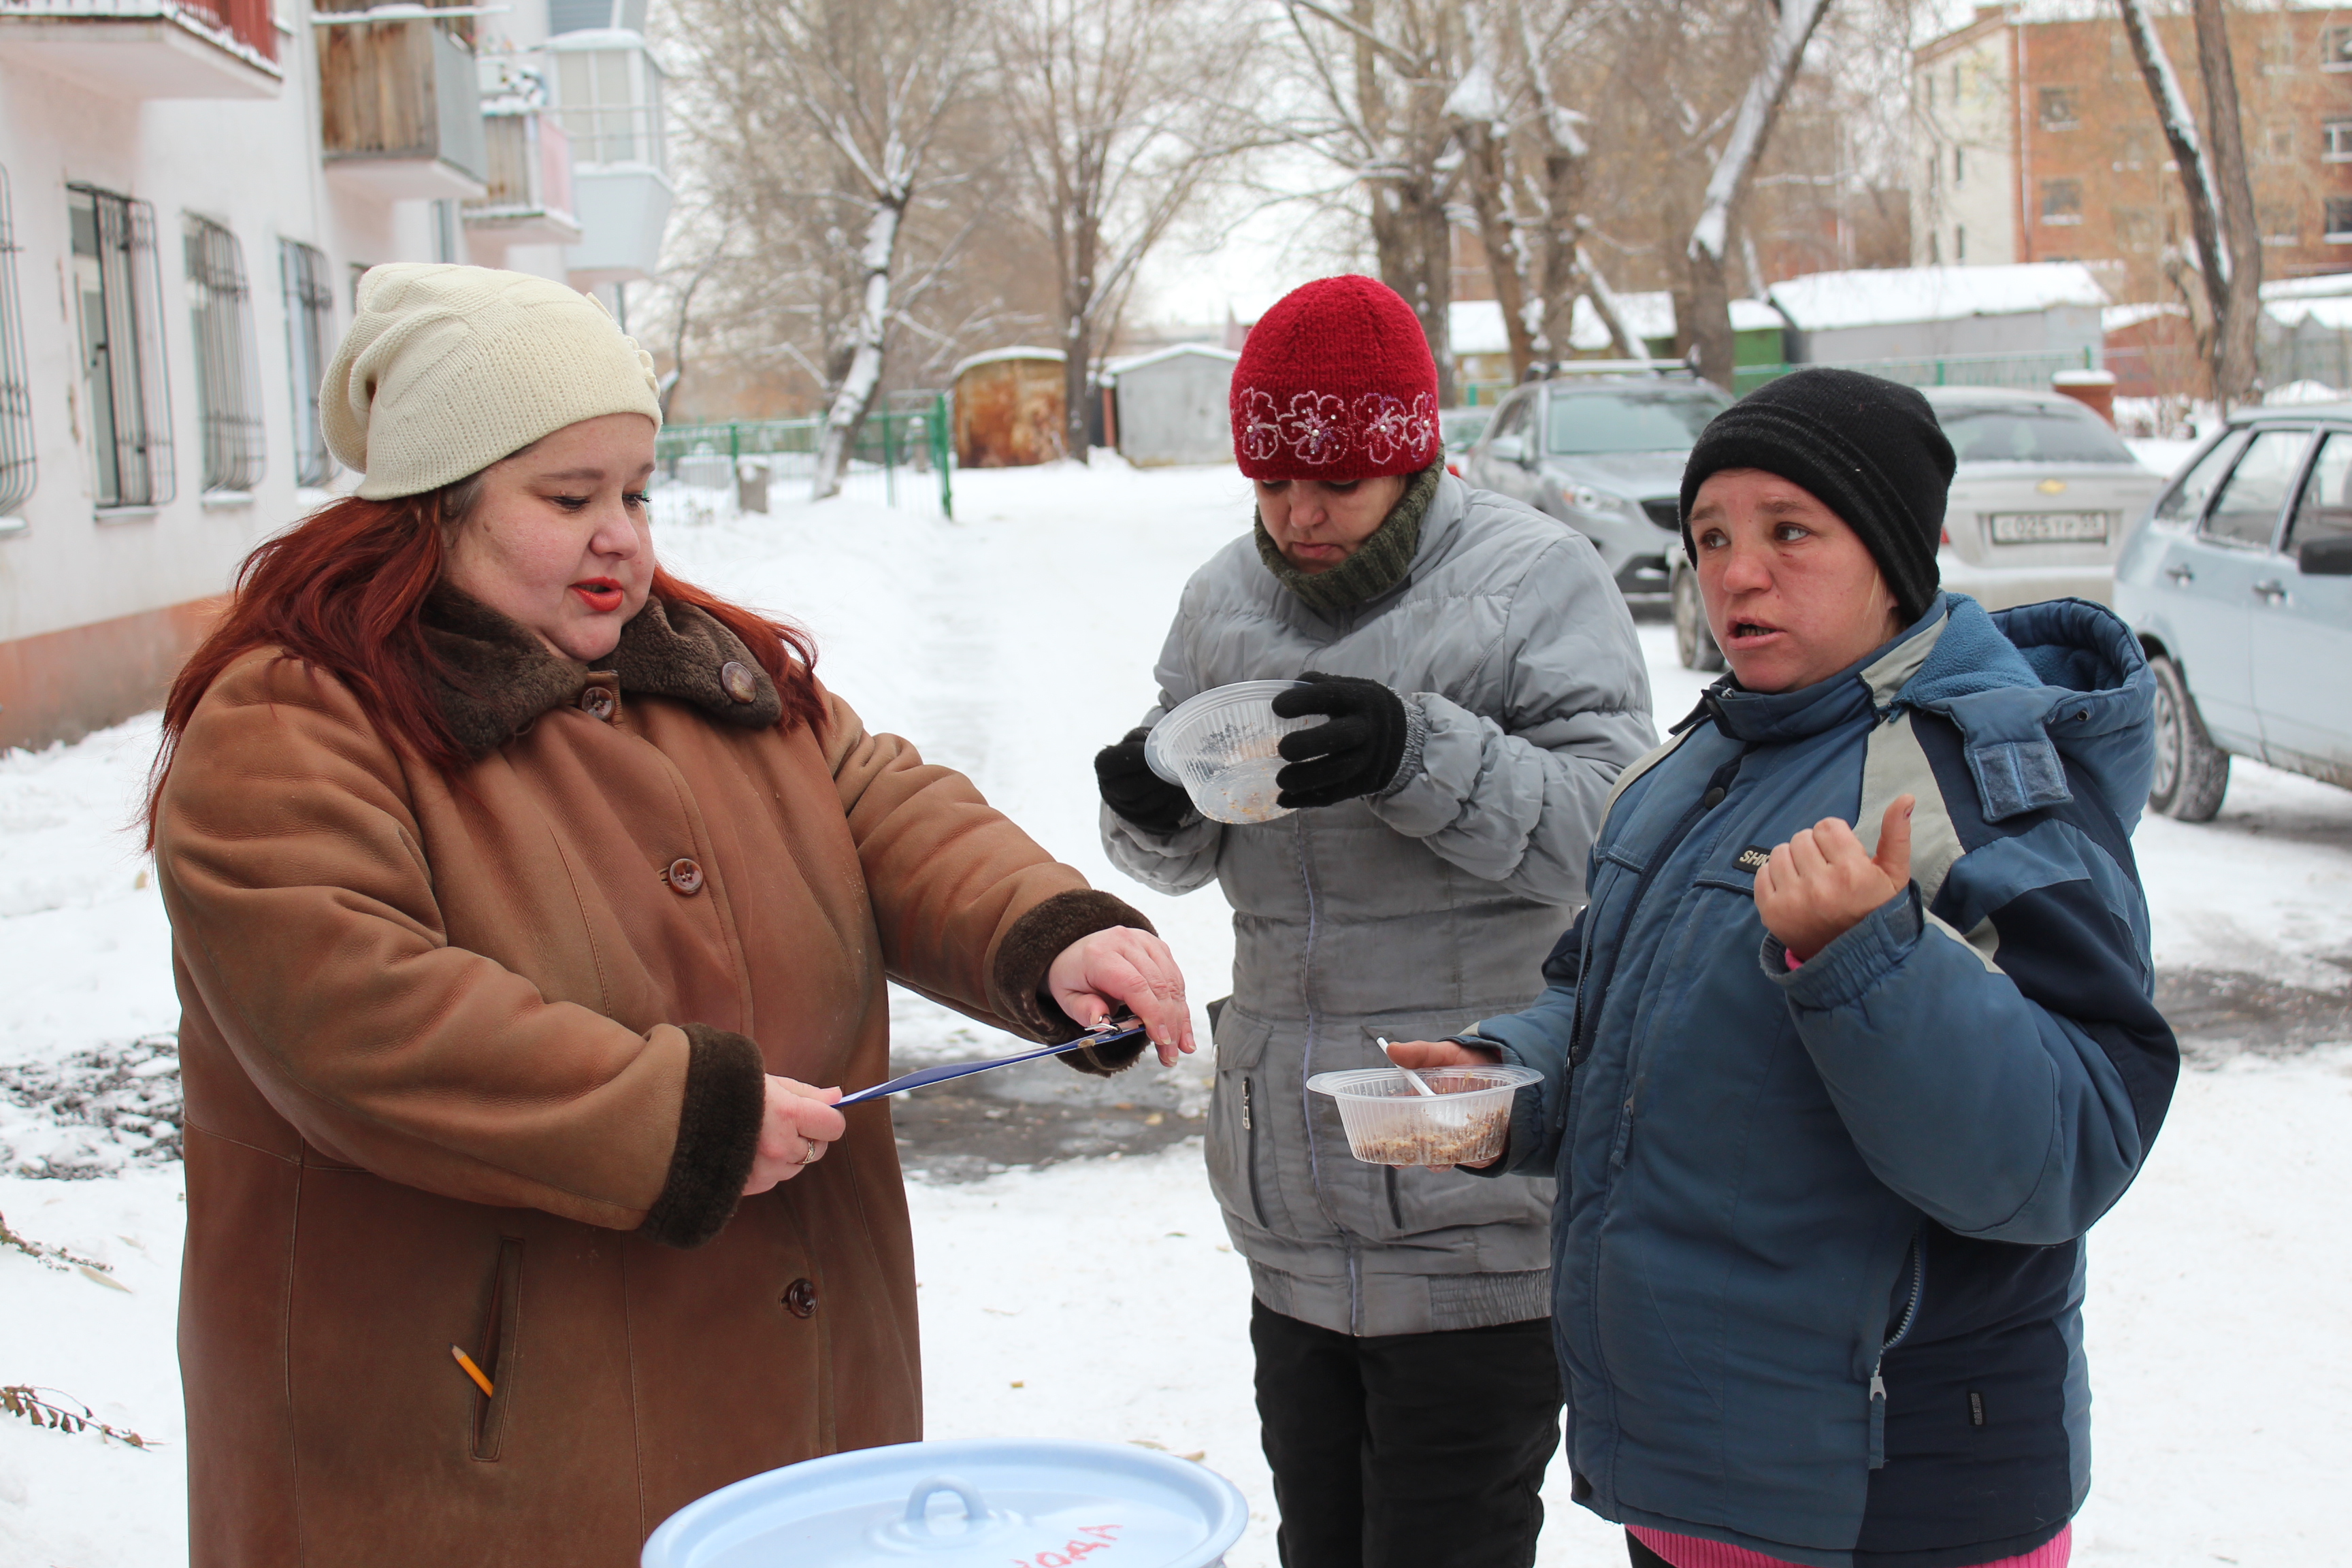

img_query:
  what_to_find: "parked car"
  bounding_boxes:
[1439,406,1493,476]
[1669,383,2165,671]
[2113,405,2352,819]
[1464,374,1731,602]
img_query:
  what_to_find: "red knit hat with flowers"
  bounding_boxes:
[1230,274,1441,483]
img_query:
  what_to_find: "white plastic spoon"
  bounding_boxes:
[1377,1036,1438,1097]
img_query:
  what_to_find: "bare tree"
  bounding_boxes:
[670,0,979,497]
[996,0,1260,462]
[1683,0,1833,387]
[1270,0,1469,402]
[2117,0,2263,407]
[1449,0,1643,378]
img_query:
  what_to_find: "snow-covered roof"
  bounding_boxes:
[2105,302,2187,332]
[1454,293,1779,357]
[2261,272,2352,302]
[951,346,1066,378]
[1105,342,1241,379]
[1769,263,2110,331]
[2266,297,2352,331]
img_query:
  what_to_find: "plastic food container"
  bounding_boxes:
[641,1438,1249,1568]
[1143,681,1313,825]
[1307,1065,1544,1167]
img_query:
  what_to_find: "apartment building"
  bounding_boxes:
[1912,1,2352,297]
[0,0,672,750]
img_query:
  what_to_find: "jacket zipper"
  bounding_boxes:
[1241,1077,1269,1228]
[1384,1167,1405,1230]
[1869,1235,1927,1470]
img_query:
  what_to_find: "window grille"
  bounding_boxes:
[184,214,265,494]
[280,240,336,488]
[0,167,35,519]
[554,46,666,169]
[68,184,174,510]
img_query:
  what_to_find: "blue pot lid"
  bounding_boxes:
[642,1439,1250,1568]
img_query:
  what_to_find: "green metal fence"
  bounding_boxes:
[1731,347,2100,397]
[656,394,954,518]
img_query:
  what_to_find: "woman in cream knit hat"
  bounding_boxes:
[147,264,1194,1567]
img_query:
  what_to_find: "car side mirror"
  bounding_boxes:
[2298,535,2352,575]
[1488,434,1524,464]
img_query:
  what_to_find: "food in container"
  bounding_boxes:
[1307,1065,1544,1167]
[640,1437,1247,1568]
[1143,681,1314,825]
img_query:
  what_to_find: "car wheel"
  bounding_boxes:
[1672,566,1725,672]
[2148,655,2230,821]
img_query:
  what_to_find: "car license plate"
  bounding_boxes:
[1988,510,2110,544]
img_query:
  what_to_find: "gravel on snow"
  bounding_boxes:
[2,459,2348,1568]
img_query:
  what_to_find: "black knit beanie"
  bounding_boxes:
[1678,368,1957,623]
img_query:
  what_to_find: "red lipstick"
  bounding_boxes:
[572,578,623,612]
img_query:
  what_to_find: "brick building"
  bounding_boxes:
[1912,1,2352,299]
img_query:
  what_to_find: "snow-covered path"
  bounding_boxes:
[3,461,2349,1567]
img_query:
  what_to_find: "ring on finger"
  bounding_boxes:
[798,1136,820,1165]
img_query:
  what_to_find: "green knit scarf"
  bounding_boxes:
[1253,458,1444,616]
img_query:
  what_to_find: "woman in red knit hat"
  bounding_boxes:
[1095,274,1657,1566]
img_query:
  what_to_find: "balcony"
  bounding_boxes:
[462,108,582,250]
[0,0,281,99]
[564,158,670,286]
[317,14,487,201]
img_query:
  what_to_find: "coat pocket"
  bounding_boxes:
[1206,1006,1274,1232]
[467,1237,524,1462]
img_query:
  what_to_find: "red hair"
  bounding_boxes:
[146,487,823,840]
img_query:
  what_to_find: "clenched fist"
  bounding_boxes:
[1753,795,1915,962]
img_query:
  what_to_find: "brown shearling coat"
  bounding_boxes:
[154,593,1147,1567]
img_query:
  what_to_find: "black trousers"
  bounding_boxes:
[1251,1299,1563,1568]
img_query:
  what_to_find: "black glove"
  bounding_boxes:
[1094,726,1197,834]
[1272,673,1411,809]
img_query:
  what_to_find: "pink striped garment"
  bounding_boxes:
[1629,1523,2072,1568]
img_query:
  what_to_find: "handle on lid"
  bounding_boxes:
[902,1475,990,1533]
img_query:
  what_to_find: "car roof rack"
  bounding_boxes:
[1534,358,1700,382]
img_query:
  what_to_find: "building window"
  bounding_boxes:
[2267,125,2296,162]
[2323,24,2352,69]
[68,184,174,511]
[2115,208,2157,251]
[2326,197,2352,241]
[2325,120,2352,161]
[2041,180,2085,225]
[1955,146,1965,187]
[184,214,264,495]
[2260,203,2300,246]
[0,166,35,521]
[2258,35,2296,74]
[280,240,336,489]
[553,44,666,169]
[1956,225,1967,261]
[2038,87,2080,129]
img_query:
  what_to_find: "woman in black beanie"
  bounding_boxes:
[1394,370,2179,1568]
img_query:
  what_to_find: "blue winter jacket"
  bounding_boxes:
[1469,594,2178,1568]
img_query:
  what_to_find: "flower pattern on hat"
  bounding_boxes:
[1279,393,1351,465]
[1238,389,1286,464]
[1354,393,1437,468]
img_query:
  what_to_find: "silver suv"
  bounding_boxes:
[1463,376,1731,601]
[2113,407,2352,819]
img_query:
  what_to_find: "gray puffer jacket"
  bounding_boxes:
[1105,474,1656,1336]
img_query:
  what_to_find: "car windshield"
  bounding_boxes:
[1441,409,1491,446]
[1546,389,1729,455]
[1934,403,2137,465]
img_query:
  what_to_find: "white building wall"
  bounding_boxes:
[0,0,668,745]
[1912,21,2020,269]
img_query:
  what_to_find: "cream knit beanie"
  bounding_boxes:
[321,263,664,500]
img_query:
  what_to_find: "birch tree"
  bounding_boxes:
[996,0,1261,463]
[671,0,978,497]
[1682,0,1833,387]
[2116,0,2263,407]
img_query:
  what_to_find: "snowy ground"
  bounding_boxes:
[3,460,2349,1567]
